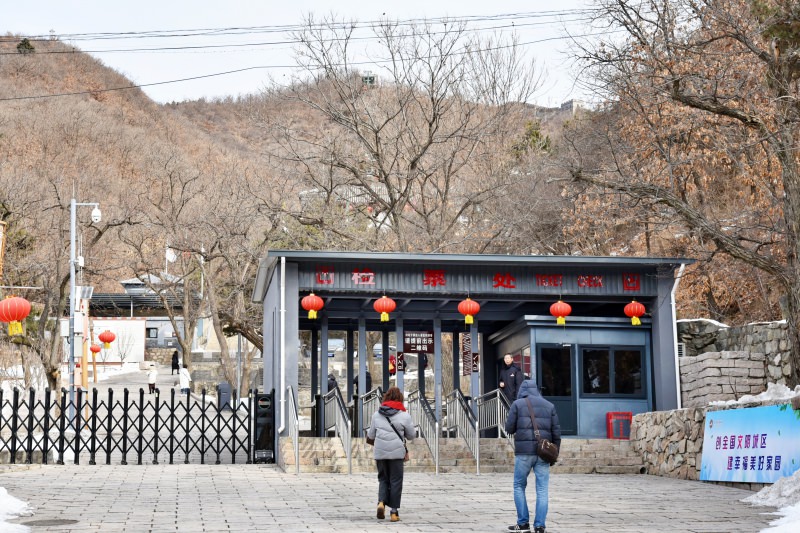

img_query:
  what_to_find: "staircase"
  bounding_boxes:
[279,436,645,475]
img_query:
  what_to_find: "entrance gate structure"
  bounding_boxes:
[252,250,692,469]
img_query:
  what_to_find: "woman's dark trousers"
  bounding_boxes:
[376,458,405,509]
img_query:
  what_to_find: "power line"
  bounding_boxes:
[0,18,595,56]
[4,10,595,43]
[0,30,618,103]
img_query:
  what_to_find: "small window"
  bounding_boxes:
[146,328,158,339]
[581,347,643,397]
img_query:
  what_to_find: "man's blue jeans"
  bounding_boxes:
[513,454,550,528]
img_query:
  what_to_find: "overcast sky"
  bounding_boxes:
[5,0,594,106]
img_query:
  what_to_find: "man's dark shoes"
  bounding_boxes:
[507,524,530,532]
[534,527,545,533]
[376,501,385,520]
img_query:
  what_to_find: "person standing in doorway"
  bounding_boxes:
[179,364,192,395]
[171,350,180,375]
[147,364,158,394]
[499,354,524,403]
[505,379,561,533]
[366,386,415,523]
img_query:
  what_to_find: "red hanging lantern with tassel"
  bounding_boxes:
[624,300,646,326]
[550,300,572,325]
[0,296,31,336]
[457,297,481,325]
[301,293,324,319]
[90,344,102,354]
[98,330,116,349]
[373,296,396,322]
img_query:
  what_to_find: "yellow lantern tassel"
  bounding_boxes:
[9,321,22,336]
[103,342,111,349]
[308,310,317,319]
[465,315,474,325]
[632,316,641,326]
[557,316,566,325]
[380,312,389,322]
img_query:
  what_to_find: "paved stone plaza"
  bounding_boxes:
[1,463,777,532]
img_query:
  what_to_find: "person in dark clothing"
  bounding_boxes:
[353,371,373,395]
[499,354,524,402]
[505,379,561,533]
[327,373,339,394]
[171,351,180,375]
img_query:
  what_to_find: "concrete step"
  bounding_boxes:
[278,436,645,475]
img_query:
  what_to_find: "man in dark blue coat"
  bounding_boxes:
[504,379,561,533]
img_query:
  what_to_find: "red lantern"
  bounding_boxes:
[624,300,646,326]
[0,296,31,336]
[90,344,102,354]
[550,300,572,325]
[98,330,116,349]
[301,293,324,319]
[373,296,396,322]
[457,297,481,325]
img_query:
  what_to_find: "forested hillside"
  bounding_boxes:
[2,4,798,387]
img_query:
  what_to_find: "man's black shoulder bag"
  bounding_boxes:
[525,396,559,465]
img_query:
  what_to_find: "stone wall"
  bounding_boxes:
[678,319,793,385]
[630,407,705,480]
[679,351,767,408]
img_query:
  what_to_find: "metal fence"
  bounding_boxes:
[323,386,352,474]
[476,388,512,444]
[0,387,252,465]
[408,389,439,474]
[446,388,480,474]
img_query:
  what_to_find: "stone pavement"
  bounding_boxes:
[0,365,772,532]
[1,464,777,532]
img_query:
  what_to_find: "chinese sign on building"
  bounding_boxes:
[403,331,434,354]
[700,405,800,483]
[460,333,472,376]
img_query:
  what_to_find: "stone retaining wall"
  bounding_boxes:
[678,320,793,385]
[679,351,767,407]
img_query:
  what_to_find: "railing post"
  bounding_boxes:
[200,389,207,465]
[26,388,35,464]
[57,388,67,465]
[105,388,114,465]
[137,388,145,465]
[184,389,192,464]
[215,385,222,465]
[120,389,129,465]
[246,389,253,464]
[168,388,176,465]
[10,388,19,464]
[74,387,83,465]
[89,388,98,465]
[42,388,52,465]
[153,388,160,465]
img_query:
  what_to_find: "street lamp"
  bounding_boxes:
[68,198,100,426]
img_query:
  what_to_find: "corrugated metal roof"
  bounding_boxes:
[265,249,693,267]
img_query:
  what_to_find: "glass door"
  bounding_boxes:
[537,345,577,435]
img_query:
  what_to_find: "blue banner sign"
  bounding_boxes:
[700,404,800,483]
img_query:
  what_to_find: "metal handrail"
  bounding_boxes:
[475,388,513,444]
[285,386,300,474]
[446,389,480,474]
[323,387,352,474]
[360,386,384,434]
[407,389,439,474]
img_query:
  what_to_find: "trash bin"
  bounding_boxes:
[254,390,275,464]
[606,411,632,439]
[218,382,232,411]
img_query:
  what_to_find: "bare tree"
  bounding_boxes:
[252,16,544,253]
[567,0,800,384]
